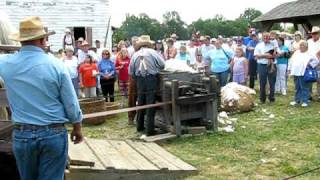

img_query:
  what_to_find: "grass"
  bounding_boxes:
[81,79,320,179]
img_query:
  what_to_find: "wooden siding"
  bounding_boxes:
[1,0,112,51]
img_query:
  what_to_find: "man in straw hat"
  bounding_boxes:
[78,40,98,64]
[129,35,165,136]
[0,16,83,180]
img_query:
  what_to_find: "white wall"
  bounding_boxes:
[1,0,112,51]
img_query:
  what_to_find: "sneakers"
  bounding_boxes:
[282,91,287,96]
[301,103,308,107]
[290,101,297,106]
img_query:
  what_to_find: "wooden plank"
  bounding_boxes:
[0,141,12,153]
[141,133,176,142]
[85,138,136,170]
[185,126,207,135]
[68,138,104,170]
[126,140,180,171]
[84,138,115,170]
[83,101,172,119]
[0,121,13,140]
[143,142,197,171]
[108,140,159,171]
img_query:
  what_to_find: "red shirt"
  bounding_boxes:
[115,57,130,81]
[79,63,98,87]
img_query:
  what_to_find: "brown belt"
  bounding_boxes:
[14,123,65,131]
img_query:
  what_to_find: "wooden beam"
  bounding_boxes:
[83,101,172,119]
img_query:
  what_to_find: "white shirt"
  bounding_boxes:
[307,38,320,57]
[188,46,197,65]
[288,50,318,76]
[78,50,98,64]
[127,46,135,58]
[96,47,103,61]
[232,44,246,54]
[200,44,215,57]
[63,56,79,78]
[254,42,275,64]
[174,42,180,52]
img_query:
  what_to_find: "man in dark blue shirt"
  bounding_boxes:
[246,32,260,89]
[243,28,256,46]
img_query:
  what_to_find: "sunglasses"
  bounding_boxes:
[102,53,110,55]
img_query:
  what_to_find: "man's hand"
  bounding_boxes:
[71,122,83,144]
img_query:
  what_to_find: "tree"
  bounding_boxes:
[112,14,164,43]
[238,8,263,30]
[162,11,189,40]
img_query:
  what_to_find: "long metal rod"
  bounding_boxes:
[283,166,320,180]
[83,101,172,119]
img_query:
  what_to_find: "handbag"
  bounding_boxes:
[304,65,318,83]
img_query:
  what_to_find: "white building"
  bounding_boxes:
[0,0,112,51]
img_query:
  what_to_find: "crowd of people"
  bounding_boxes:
[60,26,320,109]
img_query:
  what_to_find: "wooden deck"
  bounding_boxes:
[67,138,197,180]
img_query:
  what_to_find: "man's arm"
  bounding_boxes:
[153,51,165,70]
[60,66,83,144]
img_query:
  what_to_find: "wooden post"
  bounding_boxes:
[171,80,181,137]
[162,78,171,127]
[210,76,218,132]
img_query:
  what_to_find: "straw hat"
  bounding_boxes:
[81,40,89,46]
[294,31,302,37]
[170,33,178,39]
[77,37,84,42]
[136,35,154,49]
[9,16,55,42]
[311,26,320,34]
[65,46,74,52]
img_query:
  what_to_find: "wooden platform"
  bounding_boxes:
[67,138,197,180]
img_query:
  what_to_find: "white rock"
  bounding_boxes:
[269,114,275,119]
[272,148,277,151]
[218,118,226,125]
[219,111,229,119]
[241,125,246,129]
[229,118,238,122]
[260,159,267,163]
[223,125,235,133]
[140,135,147,140]
[226,120,233,125]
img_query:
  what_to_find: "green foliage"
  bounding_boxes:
[271,23,284,31]
[113,8,264,43]
[113,13,164,43]
[162,11,189,40]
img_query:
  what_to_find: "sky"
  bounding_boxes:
[110,0,295,27]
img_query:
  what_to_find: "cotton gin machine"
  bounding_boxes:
[155,71,220,136]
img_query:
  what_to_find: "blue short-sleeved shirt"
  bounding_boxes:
[205,48,233,73]
[277,45,290,65]
[0,46,82,125]
[246,39,259,60]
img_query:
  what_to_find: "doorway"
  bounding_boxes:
[72,27,92,46]
[73,27,86,42]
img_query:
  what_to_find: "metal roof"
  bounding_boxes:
[254,0,320,22]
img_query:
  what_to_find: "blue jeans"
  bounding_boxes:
[294,76,311,104]
[13,127,68,180]
[71,77,79,97]
[213,70,229,87]
[257,64,276,102]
